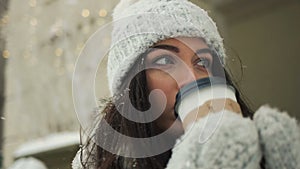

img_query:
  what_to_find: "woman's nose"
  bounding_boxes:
[175,65,197,89]
[177,74,195,89]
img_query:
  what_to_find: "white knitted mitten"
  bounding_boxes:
[254,105,300,169]
[72,150,83,169]
[166,111,262,169]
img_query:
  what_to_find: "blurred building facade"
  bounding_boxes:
[0,1,9,167]
[2,0,117,168]
[1,0,299,168]
[205,0,300,119]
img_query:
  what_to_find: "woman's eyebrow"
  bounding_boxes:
[195,48,212,55]
[147,44,180,54]
[192,48,215,61]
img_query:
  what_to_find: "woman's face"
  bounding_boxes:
[145,37,213,133]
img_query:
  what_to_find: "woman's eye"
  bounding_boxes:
[153,56,174,65]
[196,58,210,68]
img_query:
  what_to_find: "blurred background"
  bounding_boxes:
[0,0,299,168]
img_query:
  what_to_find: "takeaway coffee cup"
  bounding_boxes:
[174,77,237,122]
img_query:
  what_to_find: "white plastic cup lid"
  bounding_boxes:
[174,77,236,121]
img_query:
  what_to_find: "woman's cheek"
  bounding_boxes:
[146,70,177,112]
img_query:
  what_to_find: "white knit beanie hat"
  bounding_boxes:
[108,0,226,95]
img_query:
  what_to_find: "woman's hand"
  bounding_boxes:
[182,98,242,130]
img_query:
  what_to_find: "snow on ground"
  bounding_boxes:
[14,132,80,158]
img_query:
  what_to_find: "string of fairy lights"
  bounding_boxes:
[1,14,9,59]
[1,0,115,155]
[1,0,111,77]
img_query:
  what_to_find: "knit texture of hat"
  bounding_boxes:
[108,0,226,95]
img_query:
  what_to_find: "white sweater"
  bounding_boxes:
[72,105,300,169]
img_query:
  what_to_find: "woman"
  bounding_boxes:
[72,0,300,168]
